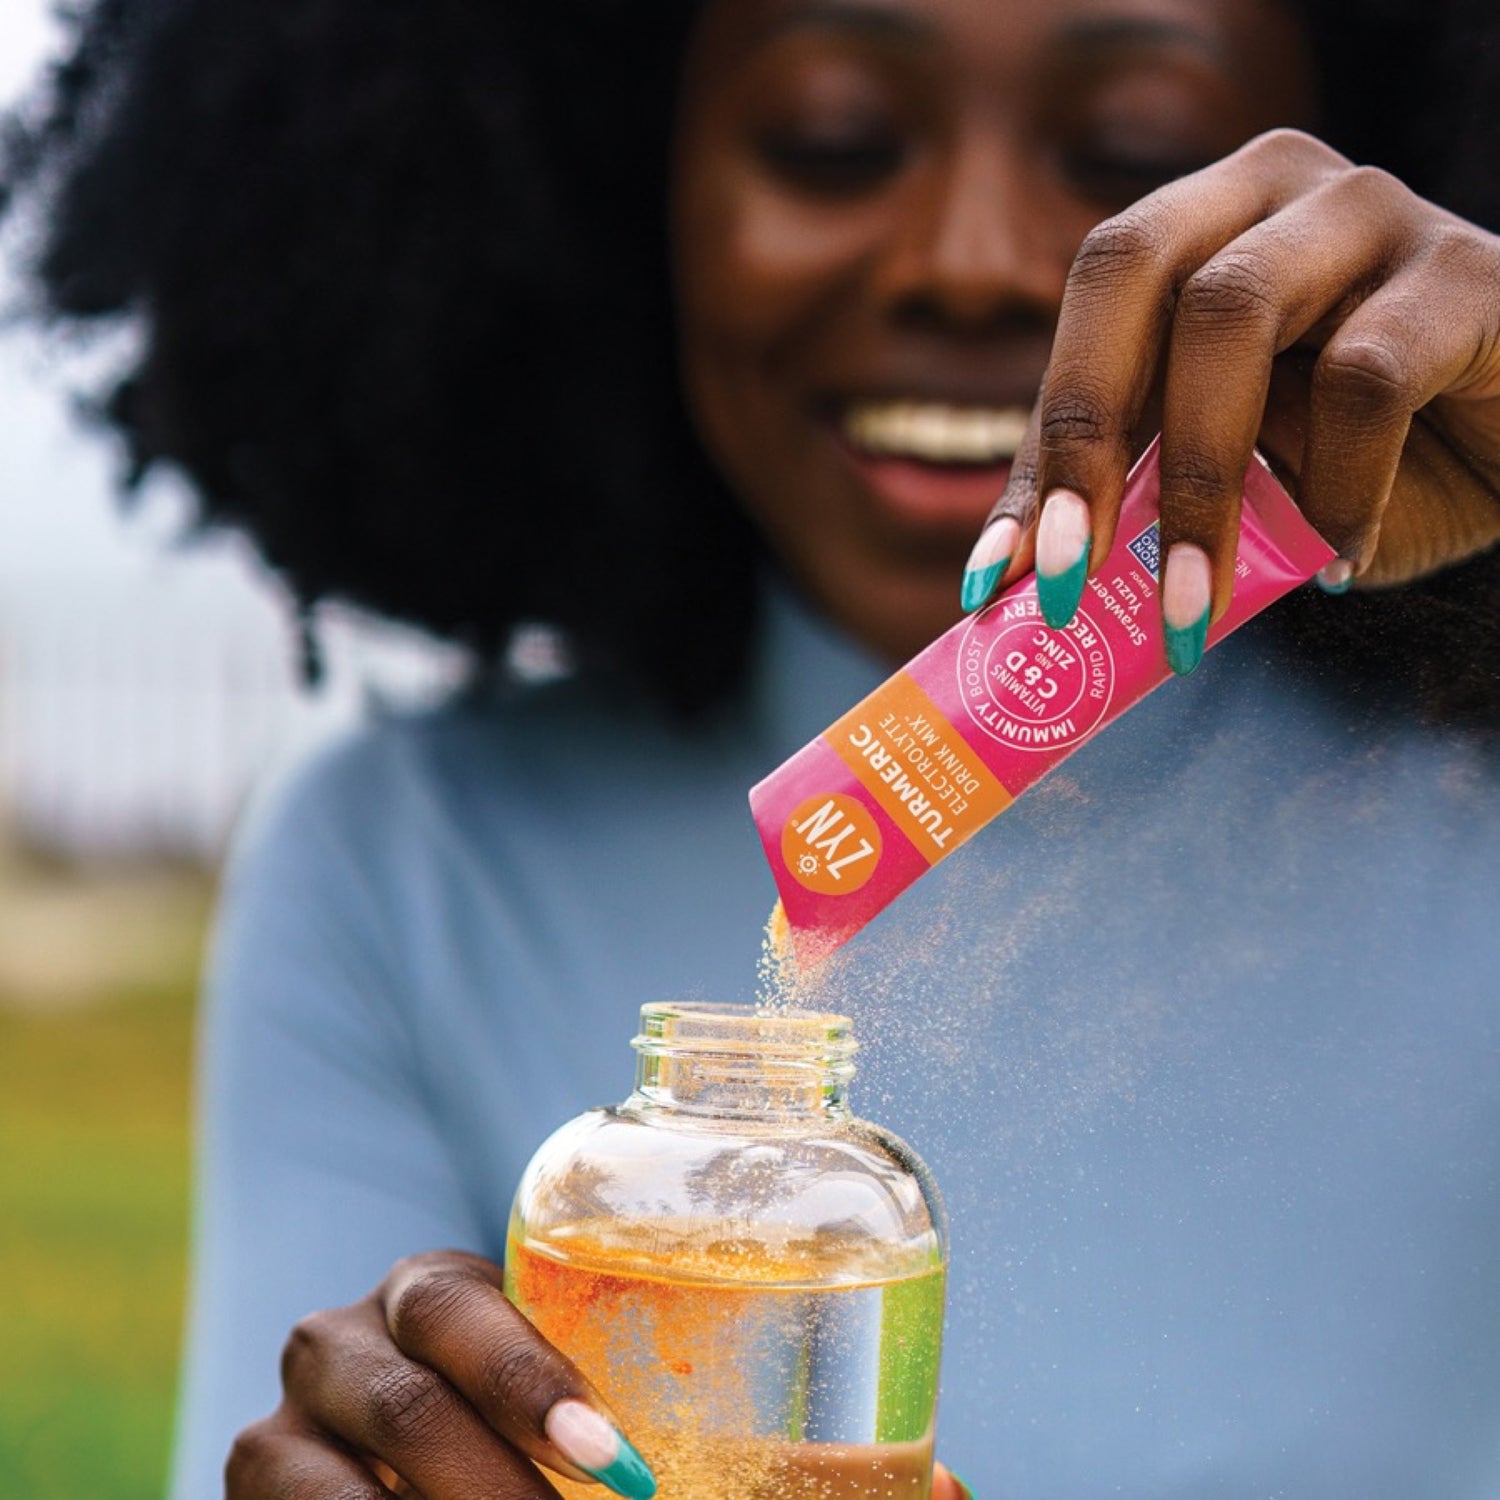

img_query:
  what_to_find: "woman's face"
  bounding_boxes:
[673,0,1316,661]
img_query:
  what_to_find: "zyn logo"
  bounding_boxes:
[781,793,882,896]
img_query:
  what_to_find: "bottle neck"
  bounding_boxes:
[628,1002,857,1122]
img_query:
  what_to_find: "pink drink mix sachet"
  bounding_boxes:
[750,437,1336,967]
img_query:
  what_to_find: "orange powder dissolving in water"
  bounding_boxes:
[509,1228,938,1499]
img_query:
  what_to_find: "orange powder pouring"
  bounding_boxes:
[757,899,810,1013]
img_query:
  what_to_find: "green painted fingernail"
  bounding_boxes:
[1316,559,1354,594]
[1037,550,1088,629]
[961,560,1006,611]
[588,1433,657,1499]
[950,1471,977,1498]
[545,1401,657,1499]
[1164,606,1209,676]
[961,516,1020,612]
[1035,490,1090,628]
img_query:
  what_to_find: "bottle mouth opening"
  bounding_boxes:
[633,1001,857,1066]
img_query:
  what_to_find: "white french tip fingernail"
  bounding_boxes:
[965,516,1020,574]
[961,517,1021,610]
[1162,543,1213,631]
[545,1400,657,1498]
[1317,559,1354,594]
[546,1400,620,1471]
[1035,490,1091,577]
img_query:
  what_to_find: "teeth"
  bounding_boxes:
[843,401,1030,464]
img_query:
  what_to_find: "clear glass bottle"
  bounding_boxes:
[505,1001,948,1499]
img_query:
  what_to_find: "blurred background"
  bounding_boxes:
[0,6,461,1495]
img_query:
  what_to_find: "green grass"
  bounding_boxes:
[0,977,196,1500]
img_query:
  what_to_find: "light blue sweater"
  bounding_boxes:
[172,587,1500,1498]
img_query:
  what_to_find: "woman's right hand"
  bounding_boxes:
[965,129,1500,665]
[225,1249,658,1499]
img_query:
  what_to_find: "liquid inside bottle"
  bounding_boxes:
[505,1003,947,1499]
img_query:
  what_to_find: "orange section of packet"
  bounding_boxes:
[825,670,1013,866]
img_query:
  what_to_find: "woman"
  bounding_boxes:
[6,0,1500,1495]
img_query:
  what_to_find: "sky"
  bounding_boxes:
[0,0,264,586]
[2,0,129,574]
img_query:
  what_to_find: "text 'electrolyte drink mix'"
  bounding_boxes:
[751,438,1337,966]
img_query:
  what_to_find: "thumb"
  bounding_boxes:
[933,1459,974,1499]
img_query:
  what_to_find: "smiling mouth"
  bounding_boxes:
[840,400,1031,466]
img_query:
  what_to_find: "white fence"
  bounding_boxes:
[0,571,463,863]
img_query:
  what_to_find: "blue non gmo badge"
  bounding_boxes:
[1126,521,1161,579]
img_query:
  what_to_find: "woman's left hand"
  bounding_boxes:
[973,128,1500,659]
